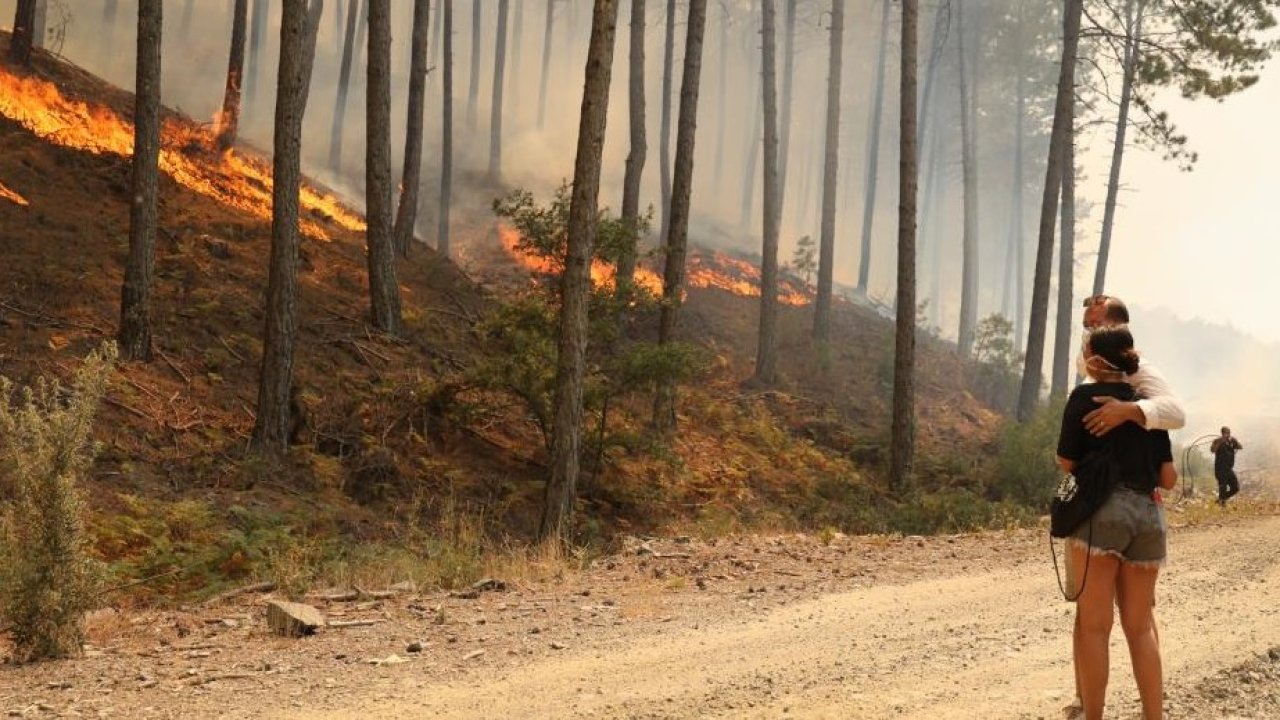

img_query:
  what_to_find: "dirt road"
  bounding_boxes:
[5,510,1279,719]
[286,514,1280,719]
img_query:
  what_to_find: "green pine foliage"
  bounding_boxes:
[0,343,115,662]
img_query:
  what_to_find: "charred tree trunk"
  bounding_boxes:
[366,0,402,334]
[9,0,37,66]
[752,0,780,385]
[467,0,481,126]
[537,0,556,129]
[658,0,676,248]
[777,0,796,221]
[541,0,621,544]
[489,0,510,181]
[812,0,844,342]
[955,0,979,356]
[891,0,918,490]
[1051,107,1076,399]
[329,0,362,171]
[1018,0,1082,422]
[653,0,708,430]
[438,0,454,257]
[118,0,163,362]
[856,0,890,295]
[617,0,647,292]
[393,0,431,256]
[1094,0,1145,296]
[254,0,324,452]
[215,0,249,152]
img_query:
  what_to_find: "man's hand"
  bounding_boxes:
[1083,396,1145,437]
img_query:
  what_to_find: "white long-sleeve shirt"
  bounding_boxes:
[1125,361,1186,431]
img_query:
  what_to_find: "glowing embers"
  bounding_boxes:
[0,180,29,206]
[498,225,665,296]
[0,69,364,239]
[686,250,810,306]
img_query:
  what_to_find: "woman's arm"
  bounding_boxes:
[1057,456,1076,473]
[1158,461,1177,490]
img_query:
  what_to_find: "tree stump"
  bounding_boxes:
[266,600,324,637]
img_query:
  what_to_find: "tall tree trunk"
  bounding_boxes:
[329,0,362,171]
[431,0,443,66]
[658,0,676,248]
[467,0,481,126]
[1018,0,1082,422]
[393,0,430,256]
[856,0,890,295]
[489,0,510,181]
[537,0,555,129]
[653,0,708,430]
[813,0,844,342]
[752,0,780,385]
[712,2,728,192]
[509,0,525,107]
[215,0,249,152]
[9,0,37,66]
[739,45,763,229]
[1051,107,1076,399]
[891,0,918,490]
[922,116,944,328]
[118,0,163,362]
[366,0,402,334]
[617,0,647,292]
[438,0,454,257]
[246,0,269,107]
[254,0,324,452]
[955,0,979,356]
[31,0,45,49]
[777,0,796,220]
[1094,0,1146,296]
[1003,0,1027,348]
[541,0,621,543]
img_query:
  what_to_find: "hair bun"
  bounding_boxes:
[1118,348,1141,375]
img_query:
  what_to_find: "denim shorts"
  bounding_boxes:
[1069,486,1167,566]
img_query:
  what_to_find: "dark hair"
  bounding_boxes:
[1086,324,1141,375]
[1101,296,1130,324]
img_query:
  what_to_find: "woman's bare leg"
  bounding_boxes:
[1072,545,1122,720]
[1117,563,1164,720]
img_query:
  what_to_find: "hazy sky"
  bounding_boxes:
[1096,68,1280,346]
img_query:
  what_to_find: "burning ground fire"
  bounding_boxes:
[0,68,364,239]
[0,179,28,206]
[498,225,811,306]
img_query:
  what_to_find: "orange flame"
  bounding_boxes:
[0,69,365,240]
[0,179,28,206]
[687,251,810,306]
[498,225,664,296]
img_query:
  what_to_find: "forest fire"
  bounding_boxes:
[0,180,28,206]
[497,226,810,306]
[0,68,364,239]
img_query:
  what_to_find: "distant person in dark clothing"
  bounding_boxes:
[1210,427,1243,505]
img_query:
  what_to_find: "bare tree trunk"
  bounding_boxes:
[752,0,780,385]
[246,0,269,104]
[9,0,37,66]
[254,0,324,452]
[617,0,647,292]
[1002,0,1027,348]
[119,0,163,362]
[438,0,454,257]
[891,0,918,490]
[1094,0,1145,296]
[712,2,728,192]
[1018,0,1081,422]
[653,0,708,430]
[658,0,676,248]
[856,0,890,295]
[329,0,362,171]
[739,41,762,229]
[366,0,402,334]
[922,117,944,328]
[813,0,844,342]
[537,0,555,129]
[489,0,510,181]
[215,0,249,152]
[1051,106,1076,399]
[955,0,979,356]
[777,0,796,220]
[393,0,430,256]
[541,0,621,544]
[467,0,481,126]
[431,0,443,66]
[31,0,45,49]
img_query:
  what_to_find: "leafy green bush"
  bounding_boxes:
[0,343,114,661]
[971,314,1023,412]
[989,399,1064,507]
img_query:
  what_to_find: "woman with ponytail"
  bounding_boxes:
[1056,323,1175,720]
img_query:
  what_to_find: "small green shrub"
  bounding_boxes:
[990,400,1064,507]
[0,343,115,661]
